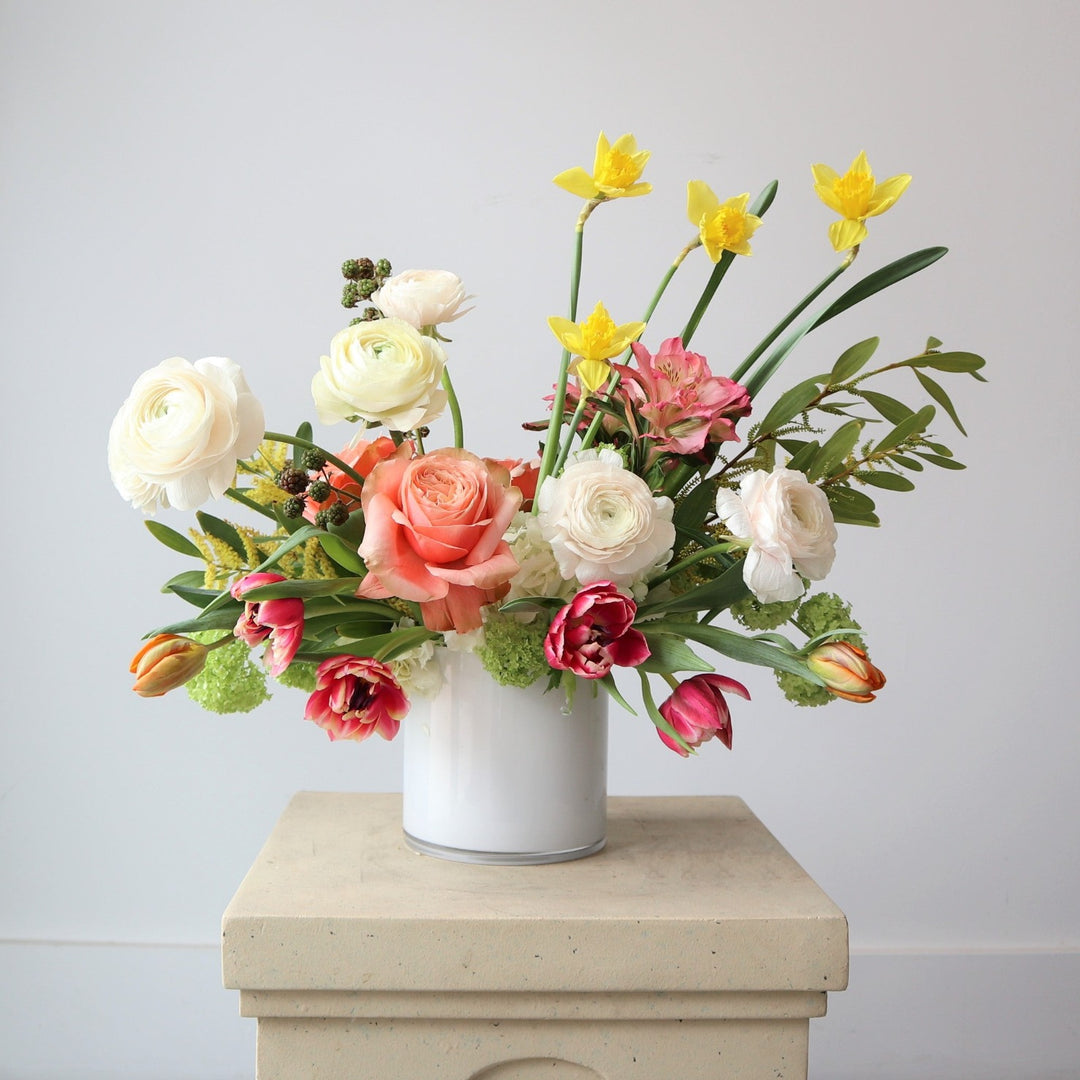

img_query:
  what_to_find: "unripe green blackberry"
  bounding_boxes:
[342,281,360,308]
[282,496,305,519]
[375,258,391,279]
[307,479,331,503]
[314,508,333,529]
[300,447,327,470]
[360,306,380,321]
[341,259,362,280]
[327,501,350,526]
[276,466,309,495]
[358,278,378,299]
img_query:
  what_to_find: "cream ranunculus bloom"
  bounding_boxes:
[312,318,448,432]
[715,466,837,604]
[536,448,675,587]
[371,270,474,330]
[108,356,264,513]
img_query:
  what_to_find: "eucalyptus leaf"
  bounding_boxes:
[808,420,863,481]
[860,471,916,491]
[890,454,924,471]
[873,404,935,454]
[145,520,203,559]
[829,337,880,384]
[195,511,247,558]
[914,369,967,435]
[756,377,821,434]
[904,350,986,373]
[911,452,967,470]
[860,390,914,424]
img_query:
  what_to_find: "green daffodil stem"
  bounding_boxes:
[441,369,464,449]
[730,247,859,385]
[551,394,590,477]
[578,239,698,455]
[264,430,369,489]
[535,201,600,508]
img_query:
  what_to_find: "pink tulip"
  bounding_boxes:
[304,655,409,742]
[231,572,304,676]
[657,673,750,756]
[544,582,651,679]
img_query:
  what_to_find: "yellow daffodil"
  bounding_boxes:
[548,302,646,392]
[686,182,761,262]
[812,151,912,252]
[553,132,652,200]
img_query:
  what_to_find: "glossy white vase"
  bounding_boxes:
[402,651,608,864]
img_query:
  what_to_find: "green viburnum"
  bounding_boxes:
[186,632,271,714]
[476,610,550,688]
[274,661,318,694]
[775,592,868,706]
[731,593,800,631]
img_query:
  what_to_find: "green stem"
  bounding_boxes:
[648,540,743,587]
[225,487,278,520]
[551,394,590,476]
[441,368,464,449]
[731,247,857,385]
[264,430,368,489]
[681,179,779,348]
[535,200,600,508]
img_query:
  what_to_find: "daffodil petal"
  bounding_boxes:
[573,357,611,393]
[866,173,912,217]
[828,218,868,252]
[850,150,872,176]
[592,131,612,177]
[687,179,719,226]
[607,321,648,355]
[811,163,840,188]
[553,167,600,199]
[548,316,585,354]
[599,181,652,198]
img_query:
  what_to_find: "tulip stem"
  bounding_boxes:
[648,540,743,587]
[264,430,369,489]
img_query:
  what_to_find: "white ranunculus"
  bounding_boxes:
[108,356,264,514]
[715,466,837,604]
[312,318,448,432]
[371,270,475,329]
[537,448,675,587]
[389,640,444,700]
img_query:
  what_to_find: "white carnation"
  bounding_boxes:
[311,318,447,432]
[108,356,264,513]
[372,270,474,329]
[536,448,675,587]
[503,513,575,603]
[715,466,837,603]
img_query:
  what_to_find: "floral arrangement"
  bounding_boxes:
[111,134,984,755]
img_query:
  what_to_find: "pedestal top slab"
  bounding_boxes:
[222,793,847,994]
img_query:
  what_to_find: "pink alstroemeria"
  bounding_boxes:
[625,338,751,454]
[231,572,304,676]
[657,673,750,756]
[544,582,651,679]
[304,655,409,742]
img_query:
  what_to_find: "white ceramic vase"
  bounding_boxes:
[402,650,608,864]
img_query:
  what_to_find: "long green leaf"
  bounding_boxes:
[640,559,749,616]
[808,247,948,330]
[655,620,825,682]
[756,377,821,434]
[637,631,715,675]
[860,471,916,491]
[873,404,935,454]
[145,520,203,558]
[808,420,863,482]
[637,670,692,753]
[318,532,367,575]
[240,576,365,600]
[860,390,914,424]
[914,369,967,434]
[903,350,985,373]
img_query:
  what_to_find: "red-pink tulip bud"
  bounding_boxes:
[130,634,208,698]
[806,641,885,703]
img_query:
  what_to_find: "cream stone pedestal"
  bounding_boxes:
[222,793,848,1079]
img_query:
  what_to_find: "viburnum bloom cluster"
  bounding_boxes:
[110,131,982,755]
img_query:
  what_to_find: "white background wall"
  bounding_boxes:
[2,1,1078,1076]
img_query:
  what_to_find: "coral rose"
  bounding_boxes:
[304,655,409,742]
[357,448,522,632]
[544,582,650,679]
[303,437,410,521]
